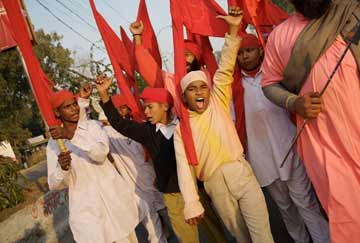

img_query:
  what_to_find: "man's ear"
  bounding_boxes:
[163,103,170,112]
[54,108,61,118]
[182,93,188,106]
[259,48,264,58]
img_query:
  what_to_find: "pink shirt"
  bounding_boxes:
[262,14,360,243]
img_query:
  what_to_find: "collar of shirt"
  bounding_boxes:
[241,69,262,78]
[155,117,179,139]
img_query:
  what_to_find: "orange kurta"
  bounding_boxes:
[262,14,360,242]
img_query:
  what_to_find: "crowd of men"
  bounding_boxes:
[46,0,360,242]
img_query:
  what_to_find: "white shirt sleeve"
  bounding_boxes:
[77,97,90,122]
[46,139,71,191]
[174,126,205,220]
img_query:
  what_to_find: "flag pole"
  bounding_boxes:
[16,47,68,153]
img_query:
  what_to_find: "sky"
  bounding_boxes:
[24,0,229,73]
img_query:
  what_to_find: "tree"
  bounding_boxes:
[0,29,83,157]
[0,156,24,210]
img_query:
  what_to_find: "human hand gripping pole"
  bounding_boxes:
[49,126,70,170]
[280,22,360,168]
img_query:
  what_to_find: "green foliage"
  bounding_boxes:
[0,28,84,157]
[0,156,24,210]
[135,72,148,93]
[33,29,76,89]
[272,0,295,14]
[0,48,34,156]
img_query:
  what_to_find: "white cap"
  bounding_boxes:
[180,70,208,93]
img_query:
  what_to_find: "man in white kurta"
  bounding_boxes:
[47,119,140,243]
[238,34,329,243]
[80,94,167,242]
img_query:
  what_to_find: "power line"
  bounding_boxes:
[55,0,98,31]
[68,0,93,17]
[41,0,86,28]
[35,0,105,53]
[101,0,131,24]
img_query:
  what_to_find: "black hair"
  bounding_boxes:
[188,58,201,72]
[291,0,331,19]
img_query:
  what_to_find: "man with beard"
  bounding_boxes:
[261,0,360,241]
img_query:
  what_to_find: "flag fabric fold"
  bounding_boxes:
[89,0,144,120]
[228,0,288,46]
[2,0,59,127]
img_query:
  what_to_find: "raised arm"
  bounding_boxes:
[95,75,151,145]
[211,7,243,109]
[77,82,93,121]
[130,21,164,88]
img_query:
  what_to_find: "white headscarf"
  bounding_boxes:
[180,70,209,93]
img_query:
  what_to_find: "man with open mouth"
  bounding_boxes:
[174,6,274,243]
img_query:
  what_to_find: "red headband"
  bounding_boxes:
[112,94,128,108]
[184,40,202,64]
[50,90,74,110]
[240,33,262,49]
[140,87,173,106]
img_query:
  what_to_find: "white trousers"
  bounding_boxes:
[267,160,330,243]
[136,196,167,243]
[204,160,274,243]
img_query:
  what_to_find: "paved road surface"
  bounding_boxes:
[17,160,295,243]
[20,160,47,182]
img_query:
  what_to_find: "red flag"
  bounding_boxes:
[2,0,59,127]
[0,1,16,52]
[232,65,246,148]
[228,0,288,46]
[120,26,145,115]
[173,0,227,37]
[136,0,162,69]
[89,0,143,119]
[0,0,35,52]
[120,26,136,71]
[170,0,199,165]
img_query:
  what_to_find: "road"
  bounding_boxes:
[20,160,47,182]
[17,160,294,243]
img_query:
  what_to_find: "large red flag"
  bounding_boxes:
[2,0,59,127]
[136,0,162,69]
[170,0,200,165]
[89,0,144,119]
